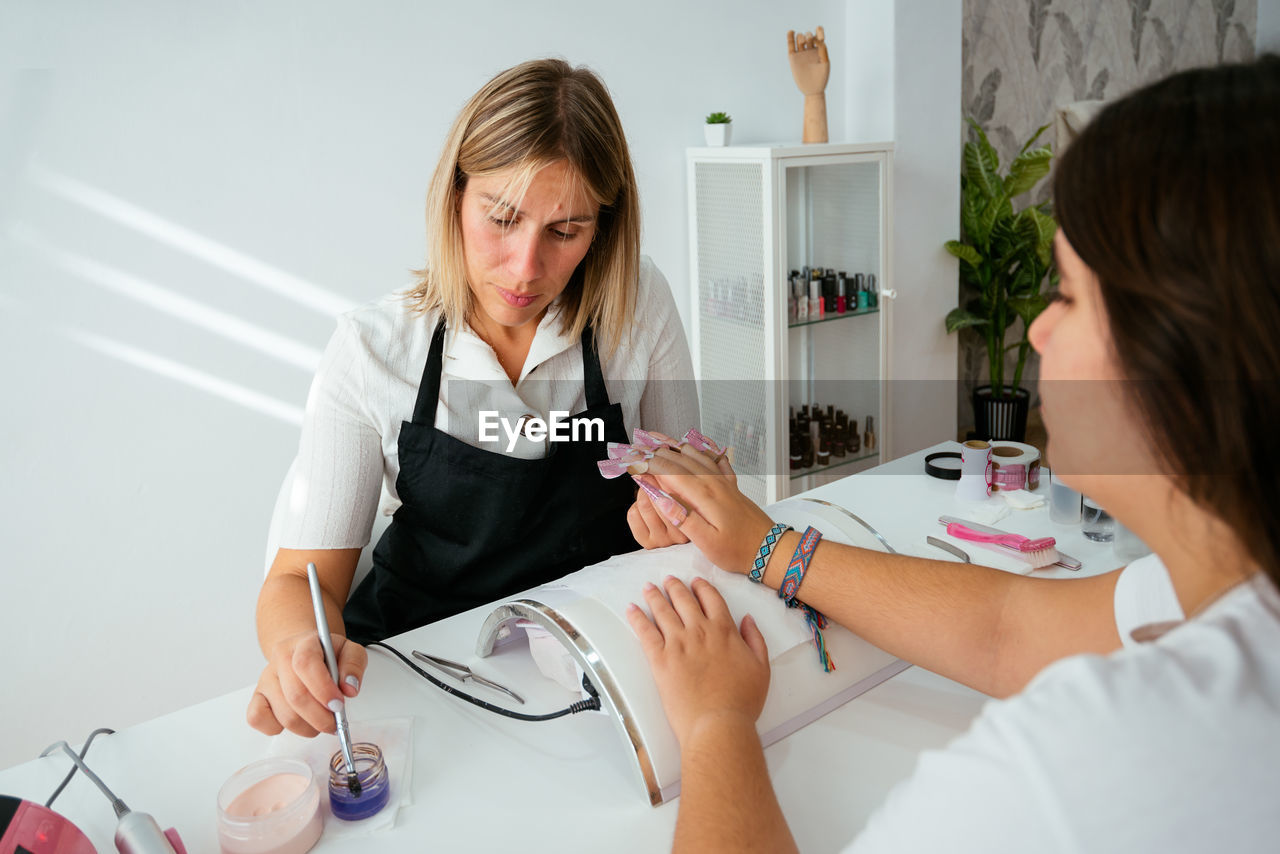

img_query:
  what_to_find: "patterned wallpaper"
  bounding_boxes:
[957,0,1257,430]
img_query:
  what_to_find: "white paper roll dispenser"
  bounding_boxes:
[475,499,909,805]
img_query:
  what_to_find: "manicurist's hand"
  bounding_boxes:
[645,446,777,575]
[626,576,770,746]
[627,476,691,549]
[249,548,367,737]
[247,629,367,737]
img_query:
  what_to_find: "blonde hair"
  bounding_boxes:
[409,58,641,356]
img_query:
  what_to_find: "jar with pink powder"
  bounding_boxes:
[216,758,323,854]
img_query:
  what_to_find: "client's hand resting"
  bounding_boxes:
[626,576,770,746]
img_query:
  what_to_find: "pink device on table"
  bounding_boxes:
[0,796,96,854]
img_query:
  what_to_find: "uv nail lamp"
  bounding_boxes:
[476,499,909,805]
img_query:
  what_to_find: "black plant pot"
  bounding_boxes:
[972,385,1030,441]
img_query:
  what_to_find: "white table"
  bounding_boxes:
[0,444,1122,853]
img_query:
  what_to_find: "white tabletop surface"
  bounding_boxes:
[0,443,1124,853]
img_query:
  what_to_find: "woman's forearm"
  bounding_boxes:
[256,548,361,656]
[673,712,798,854]
[757,534,1122,697]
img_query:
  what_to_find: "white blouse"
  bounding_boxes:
[276,257,699,549]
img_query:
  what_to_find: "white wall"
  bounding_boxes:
[1261,0,1280,52]
[0,0,860,770]
[888,0,962,454]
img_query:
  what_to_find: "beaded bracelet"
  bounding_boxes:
[750,523,793,583]
[779,526,835,672]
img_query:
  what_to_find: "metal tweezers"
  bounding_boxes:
[411,651,525,705]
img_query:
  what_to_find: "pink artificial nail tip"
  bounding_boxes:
[635,477,688,526]
[597,459,630,479]
[683,428,723,455]
[607,442,630,459]
[631,428,665,449]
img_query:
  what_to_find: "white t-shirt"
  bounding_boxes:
[846,568,1280,852]
[275,257,699,550]
[1113,553,1184,647]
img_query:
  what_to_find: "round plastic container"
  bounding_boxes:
[328,743,391,821]
[216,758,323,854]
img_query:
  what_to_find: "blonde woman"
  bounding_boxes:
[248,59,698,738]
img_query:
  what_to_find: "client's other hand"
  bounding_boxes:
[627,576,769,746]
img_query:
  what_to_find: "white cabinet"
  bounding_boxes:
[687,142,894,506]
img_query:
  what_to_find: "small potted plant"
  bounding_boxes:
[704,112,733,146]
[944,119,1056,441]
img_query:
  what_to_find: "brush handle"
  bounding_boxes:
[306,562,358,775]
[944,522,1056,552]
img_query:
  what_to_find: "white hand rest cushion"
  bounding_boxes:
[476,498,909,805]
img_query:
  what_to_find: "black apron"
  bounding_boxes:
[343,320,638,644]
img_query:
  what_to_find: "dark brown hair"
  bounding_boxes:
[1053,55,1280,589]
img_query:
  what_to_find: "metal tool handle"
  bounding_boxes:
[306,562,358,774]
[306,563,341,684]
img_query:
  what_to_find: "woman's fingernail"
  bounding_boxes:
[643,582,657,592]
[635,478,688,526]
[327,698,344,713]
[345,675,360,692]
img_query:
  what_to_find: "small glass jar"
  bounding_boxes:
[217,757,323,854]
[328,743,391,821]
[1081,498,1115,542]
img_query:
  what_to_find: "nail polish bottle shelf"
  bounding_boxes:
[688,142,893,506]
[788,305,879,329]
[789,451,879,480]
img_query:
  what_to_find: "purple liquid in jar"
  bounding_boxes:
[328,743,391,821]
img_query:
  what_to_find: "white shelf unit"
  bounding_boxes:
[687,142,894,506]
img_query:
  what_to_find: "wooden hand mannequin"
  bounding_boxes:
[788,27,830,143]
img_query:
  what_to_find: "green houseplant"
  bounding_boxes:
[944,119,1057,440]
[704,111,732,146]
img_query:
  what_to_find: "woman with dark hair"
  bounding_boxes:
[247,59,698,739]
[628,56,1280,851]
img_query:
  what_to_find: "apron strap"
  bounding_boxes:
[410,318,611,426]
[580,325,611,412]
[411,319,448,425]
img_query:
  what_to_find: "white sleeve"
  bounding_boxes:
[1113,554,1183,648]
[842,698,1064,854]
[274,315,384,550]
[636,262,700,436]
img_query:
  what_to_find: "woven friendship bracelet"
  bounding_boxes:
[779,526,836,672]
[779,526,822,603]
[750,523,793,583]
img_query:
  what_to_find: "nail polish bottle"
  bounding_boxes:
[848,418,861,454]
[789,431,802,470]
[836,272,847,314]
[817,432,831,466]
[867,273,878,308]
[863,415,877,452]
[855,273,869,310]
[808,276,823,318]
[800,433,814,468]
[823,268,837,314]
[831,422,846,458]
